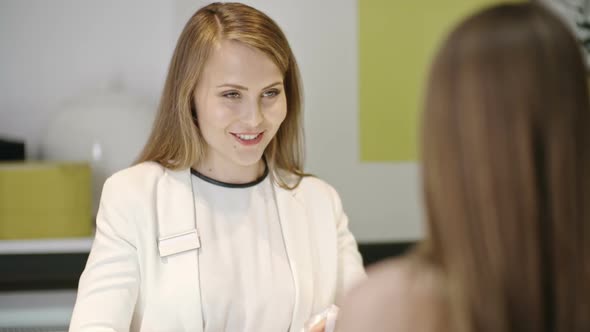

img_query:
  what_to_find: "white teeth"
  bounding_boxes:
[236,133,259,140]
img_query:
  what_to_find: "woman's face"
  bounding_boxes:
[193,39,287,174]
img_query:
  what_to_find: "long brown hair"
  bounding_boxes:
[420,3,590,331]
[136,2,306,189]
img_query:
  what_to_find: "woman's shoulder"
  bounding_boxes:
[272,168,339,199]
[337,256,445,332]
[102,161,167,198]
[298,175,334,191]
[108,161,164,184]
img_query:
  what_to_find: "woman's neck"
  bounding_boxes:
[193,155,266,184]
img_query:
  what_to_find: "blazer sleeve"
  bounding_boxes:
[329,185,367,303]
[69,176,140,332]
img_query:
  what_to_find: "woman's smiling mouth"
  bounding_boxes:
[231,132,264,146]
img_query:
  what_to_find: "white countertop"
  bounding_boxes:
[0,238,92,255]
[0,290,76,328]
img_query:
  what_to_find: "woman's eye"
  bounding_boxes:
[222,91,241,99]
[262,89,280,98]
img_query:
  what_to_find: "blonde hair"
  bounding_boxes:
[136,2,306,189]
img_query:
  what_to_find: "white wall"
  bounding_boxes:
[0,0,174,157]
[0,0,424,243]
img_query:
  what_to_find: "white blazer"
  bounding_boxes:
[69,162,366,332]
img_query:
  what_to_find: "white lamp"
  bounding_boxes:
[42,90,155,218]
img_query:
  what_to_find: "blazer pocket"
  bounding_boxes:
[158,229,200,257]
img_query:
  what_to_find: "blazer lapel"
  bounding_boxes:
[156,168,197,238]
[273,182,314,332]
[156,168,203,331]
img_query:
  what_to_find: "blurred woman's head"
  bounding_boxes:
[421,3,590,331]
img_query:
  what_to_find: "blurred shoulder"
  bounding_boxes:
[342,257,420,310]
[337,256,446,332]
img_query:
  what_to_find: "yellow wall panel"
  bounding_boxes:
[359,1,521,161]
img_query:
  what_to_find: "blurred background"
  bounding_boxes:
[0,0,587,330]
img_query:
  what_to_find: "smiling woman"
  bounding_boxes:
[68,2,365,332]
[192,39,287,184]
[134,1,306,190]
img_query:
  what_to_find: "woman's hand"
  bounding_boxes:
[308,318,326,332]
